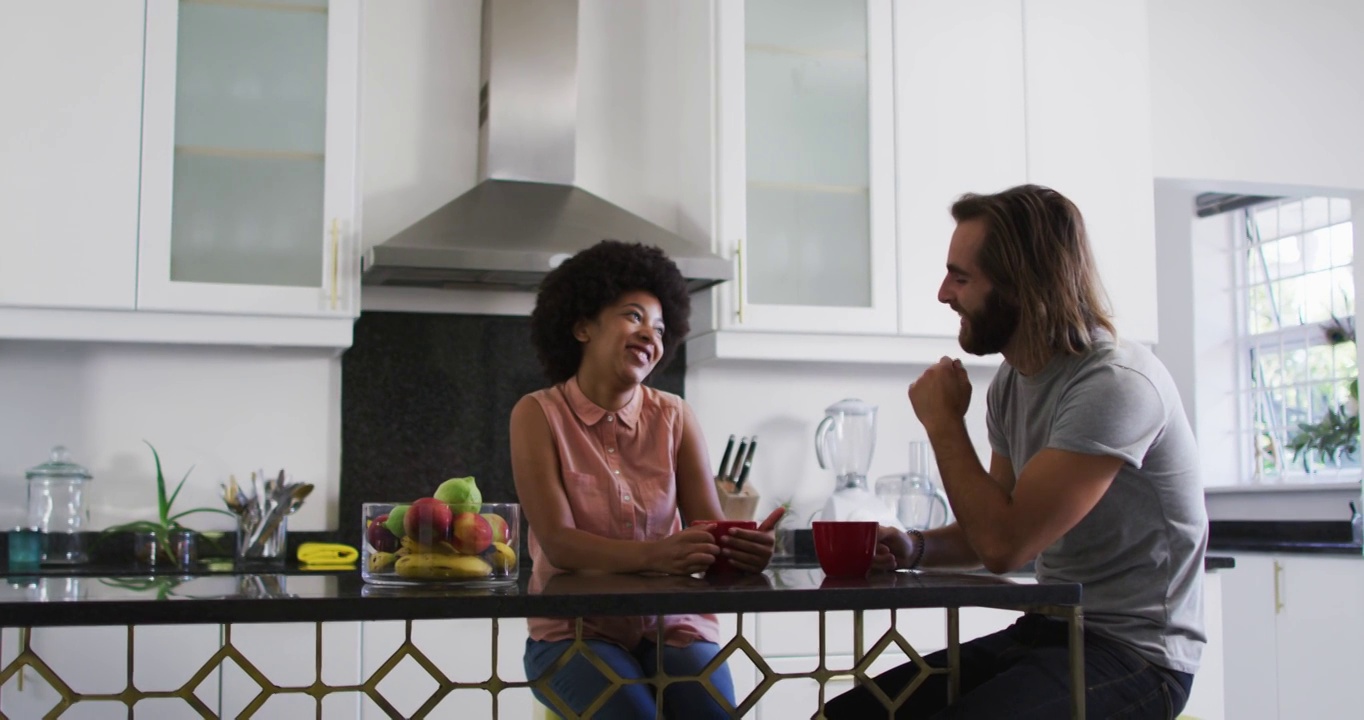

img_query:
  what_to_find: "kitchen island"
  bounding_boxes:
[0,565,1085,719]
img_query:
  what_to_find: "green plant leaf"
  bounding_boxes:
[166,464,195,517]
[167,508,234,523]
[147,440,170,526]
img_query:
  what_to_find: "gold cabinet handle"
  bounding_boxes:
[329,219,341,311]
[1273,560,1284,614]
[735,239,746,324]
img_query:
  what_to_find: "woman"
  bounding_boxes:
[511,239,779,719]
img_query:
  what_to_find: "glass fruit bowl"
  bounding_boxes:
[361,501,520,587]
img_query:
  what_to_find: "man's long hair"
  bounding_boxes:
[950,185,1115,370]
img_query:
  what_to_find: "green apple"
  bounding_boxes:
[384,504,410,537]
[434,476,482,513]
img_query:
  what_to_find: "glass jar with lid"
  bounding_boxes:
[25,445,93,564]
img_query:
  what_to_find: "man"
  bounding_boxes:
[826,185,1207,719]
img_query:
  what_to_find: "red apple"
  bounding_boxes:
[451,512,493,554]
[404,497,454,546]
[481,513,510,543]
[367,513,400,552]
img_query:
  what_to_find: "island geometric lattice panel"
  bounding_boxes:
[0,610,963,718]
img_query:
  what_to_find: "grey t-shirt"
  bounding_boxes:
[986,332,1208,674]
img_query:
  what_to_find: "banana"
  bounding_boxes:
[367,551,397,572]
[487,542,517,573]
[395,553,492,580]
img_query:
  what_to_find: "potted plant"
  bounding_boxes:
[102,441,234,570]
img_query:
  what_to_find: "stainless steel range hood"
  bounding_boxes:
[363,0,732,293]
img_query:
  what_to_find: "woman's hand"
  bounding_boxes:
[872,525,914,573]
[648,527,721,575]
[716,507,785,573]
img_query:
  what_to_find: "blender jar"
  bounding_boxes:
[25,445,93,565]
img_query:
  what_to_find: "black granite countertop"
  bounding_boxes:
[0,566,1080,628]
[1208,520,1363,555]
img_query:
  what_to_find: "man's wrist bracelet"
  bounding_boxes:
[906,528,926,570]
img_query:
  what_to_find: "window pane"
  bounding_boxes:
[1278,200,1304,237]
[1253,205,1279,241]
[1276,277,1304,324]
[1303,196,1331,234]
[1330,198,1353,225]
[1332,222,1355,265]
[1303,227,1334,272]
[1248,284,1275,333]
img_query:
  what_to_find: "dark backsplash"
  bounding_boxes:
[338,311,685,548]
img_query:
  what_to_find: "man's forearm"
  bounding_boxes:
[918,523,983,569]
[925,418,1018,570]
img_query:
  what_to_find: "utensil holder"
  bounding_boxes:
[236,515,287,569]
[715,479,759,521]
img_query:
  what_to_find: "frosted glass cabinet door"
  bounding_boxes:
[137,0,360,317]
[716,0,898,334]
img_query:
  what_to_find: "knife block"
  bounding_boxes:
[715,479,759,521]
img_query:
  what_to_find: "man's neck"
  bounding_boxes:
[1001,341,1054,377]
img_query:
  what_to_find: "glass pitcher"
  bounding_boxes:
[25,445,93,565]
[875,441,949,531]
[815,398,878,490]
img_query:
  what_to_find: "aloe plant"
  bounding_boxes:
[102,441,235,567]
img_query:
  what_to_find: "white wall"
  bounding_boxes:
[685,360,998,526]
[1148,0,1364,191]
[0,342,339,532]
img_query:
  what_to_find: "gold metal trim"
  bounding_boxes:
[175,145,325,162]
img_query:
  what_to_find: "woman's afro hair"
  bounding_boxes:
[529,240,692,384]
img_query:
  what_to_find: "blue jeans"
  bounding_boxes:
[524,637,735,719]
[825,614,1194,719]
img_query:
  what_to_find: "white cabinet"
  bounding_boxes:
[714,0,899,336]
[0,0,144,311]
[894,0,1028,339]
[1022,0,1159,344]
[1222,554,1364,720]
[138,0,361,319]
[693,0,1158,365]
[0,0,361,348]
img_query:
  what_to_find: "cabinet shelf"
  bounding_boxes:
[184,0,326,14]
[174,144,323,161]
[746,43,865,61]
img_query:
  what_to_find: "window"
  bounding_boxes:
[1235,196,1356,481]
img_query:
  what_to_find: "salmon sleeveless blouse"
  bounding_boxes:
[525,378,719,648]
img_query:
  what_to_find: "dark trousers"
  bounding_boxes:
[824,614,1193,719]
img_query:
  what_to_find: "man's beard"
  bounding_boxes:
[958,290,1020,356]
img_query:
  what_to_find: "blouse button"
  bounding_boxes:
[625,521,634,529]
[606,415,614,422]
[614,469,620,475]
[607,447,615,453]
[623,494,631,502]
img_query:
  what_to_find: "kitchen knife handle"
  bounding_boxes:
[716,434,737,481]
[734,437,758,491]
[729,437,750,482]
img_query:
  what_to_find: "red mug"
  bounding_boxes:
[689,519,757,575]
[812,521,878,579]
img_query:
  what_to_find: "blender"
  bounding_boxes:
[815,399,902,527]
